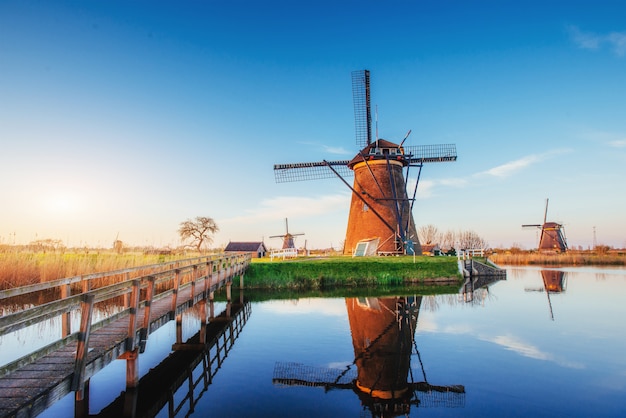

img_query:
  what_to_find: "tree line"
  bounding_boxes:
[417,224,489,250]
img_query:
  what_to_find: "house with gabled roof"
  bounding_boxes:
[224,241,267,258]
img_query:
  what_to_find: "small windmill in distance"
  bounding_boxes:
[522,198,568,253]
[270,218,304,249]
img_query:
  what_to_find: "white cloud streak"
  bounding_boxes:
[568,25,626,57]
[609,139,626,148]
[222,193,349,225]
[476,149,571,179]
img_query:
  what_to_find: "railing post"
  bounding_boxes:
[123,272,131,308]
[72,293,95,395]
[204,261,212,296]
[139,276,156,352]
[81,275,91,294]
[171,269,181,319]
[60,283,71,338]
[191,265,198,301]
[126,279,140,352]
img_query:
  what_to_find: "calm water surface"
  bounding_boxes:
[13,266,626,417]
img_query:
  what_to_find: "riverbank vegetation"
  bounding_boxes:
[0,247,461,291]
[490,250,626,266]
[242,256,461,290]
[0,250,189,290]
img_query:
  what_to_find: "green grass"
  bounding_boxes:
[240,255,461,290]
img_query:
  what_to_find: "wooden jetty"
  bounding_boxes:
[0,253,251,418]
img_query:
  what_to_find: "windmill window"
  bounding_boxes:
[390,148,397,155]
[363,203,368,212]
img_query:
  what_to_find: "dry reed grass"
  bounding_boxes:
[490,251,626,266]
[0,250,189,290]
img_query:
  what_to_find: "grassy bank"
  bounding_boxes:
[0,250,462,292]
[241,256,461,290]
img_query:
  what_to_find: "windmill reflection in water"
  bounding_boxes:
[273,296,465,417]
[525,269,567,321]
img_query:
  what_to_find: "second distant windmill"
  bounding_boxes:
[522,198,568,253]
[270,218,305,250]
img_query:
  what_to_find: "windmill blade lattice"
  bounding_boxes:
[274,160,352,183]
[404,144,458,164]
[352,69,372,148]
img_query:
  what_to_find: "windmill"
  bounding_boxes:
[274,70,457,256]
[522,198,568,253]
[270,218,304,249]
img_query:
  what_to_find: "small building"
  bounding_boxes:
[421,244,442,256]
[224,241,267,258]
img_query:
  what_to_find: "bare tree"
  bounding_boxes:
[178,216,219,253]
[418,224,439,245]
[440,230,456,251]
[457,230,489,250]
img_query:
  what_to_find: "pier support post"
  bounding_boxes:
[199,300,207,345]
[73,293,95,395]
[122,349,139,418]
[175,313,183,345]
[74,379,90,418]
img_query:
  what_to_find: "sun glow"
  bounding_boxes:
[42,191,83,215]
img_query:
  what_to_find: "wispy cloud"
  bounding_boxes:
[487,335,550,360]
[484,334,585,369]
[322,145,352,155]
[609,139,626,148]
[568,25,626,57]
[296,141,352,156]
[476,149,571,179]
[579,129,626,148]
[222,193,349,225]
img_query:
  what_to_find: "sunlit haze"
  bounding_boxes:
[1,1,625,250]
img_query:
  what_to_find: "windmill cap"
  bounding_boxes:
[348,138,407,169]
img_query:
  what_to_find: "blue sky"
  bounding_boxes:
[1,0,625,250]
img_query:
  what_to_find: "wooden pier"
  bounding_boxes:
[0,253,251,418]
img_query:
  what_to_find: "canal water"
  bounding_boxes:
[2,266,625,417]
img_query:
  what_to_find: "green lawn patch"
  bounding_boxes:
[240,256,461,290]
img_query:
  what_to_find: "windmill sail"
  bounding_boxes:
[352,69,372,148]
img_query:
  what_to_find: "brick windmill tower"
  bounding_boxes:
[274,70,457,255]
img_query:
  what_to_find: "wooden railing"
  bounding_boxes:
[457,248,485,260]
[0,253,251,384]
[270,248,298,260]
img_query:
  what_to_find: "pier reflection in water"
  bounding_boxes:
[92,296,251,418]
